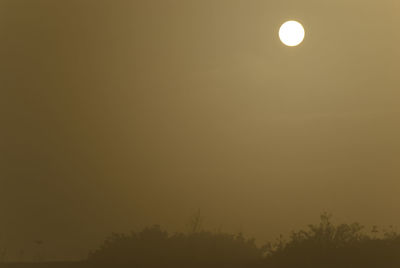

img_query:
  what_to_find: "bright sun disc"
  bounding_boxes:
[279,21,305,47]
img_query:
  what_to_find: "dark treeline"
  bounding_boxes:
[264,213,400,268]
[85,213,400,268]
[3,213,400,268]
[88,225,262,266]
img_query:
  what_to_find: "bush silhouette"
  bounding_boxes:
[87,214,400,268]
[88,225,263,265]
[264,213,400,268]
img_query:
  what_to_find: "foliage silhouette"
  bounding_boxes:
[263,212,400,268]
[9,213,396,268]
[88,225,263,265]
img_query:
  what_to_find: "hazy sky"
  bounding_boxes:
[1,0,400,261]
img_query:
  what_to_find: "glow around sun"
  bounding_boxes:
[279,21,305,47]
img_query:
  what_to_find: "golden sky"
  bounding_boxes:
[1,0,400,261]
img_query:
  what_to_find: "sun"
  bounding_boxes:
[279,21,305,47]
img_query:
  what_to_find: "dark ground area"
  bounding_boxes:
[2,214,400,268]
[1,263,84,268]
[1,262,262,268]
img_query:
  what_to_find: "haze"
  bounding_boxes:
[1,0,400,261]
